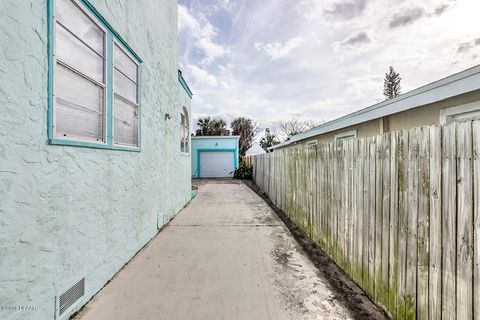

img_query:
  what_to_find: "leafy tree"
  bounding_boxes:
[259,132,280,151]
[279,119,320,139]
[230,117,262,157]
[195,117,230,136]
[383,66,401,100]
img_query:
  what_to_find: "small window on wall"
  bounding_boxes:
[180,107,189,153]
[440,101,480,125]
[335,130,357,141]
[49,0,142,151]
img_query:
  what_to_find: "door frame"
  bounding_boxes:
[197,148,238,178]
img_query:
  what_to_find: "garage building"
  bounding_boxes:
[191,136,240,178]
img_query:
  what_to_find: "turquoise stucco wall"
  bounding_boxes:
[191,137,240,177]
[0,1,191,319]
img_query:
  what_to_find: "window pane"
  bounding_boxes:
[56,24,104,82]
[55,63,104,140]
[114,44,137,82]
[56,0,104,55]
[114,96,138,146]
[114,69,137,102]
[181,126,189,153]
[184,127,189,153]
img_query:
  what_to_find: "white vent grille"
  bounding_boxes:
[59,278,85,315]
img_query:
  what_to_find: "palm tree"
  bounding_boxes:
[196,117,212,136]
[212,119,229,136]
[195,117,230,136]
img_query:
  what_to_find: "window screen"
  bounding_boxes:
[54,0,106,141]
[180,108,189,153]
[113,43,139,147]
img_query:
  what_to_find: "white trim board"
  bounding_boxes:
[192,136,240,140]
[439,100,480,124]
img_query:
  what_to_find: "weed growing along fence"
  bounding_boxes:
[253,121,480,320]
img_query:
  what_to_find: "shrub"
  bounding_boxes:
[233,163,253,179]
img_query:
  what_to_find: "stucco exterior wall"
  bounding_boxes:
[386,89,480,132]
[0,1,191,320]
[191,137,240,178]
[311,118,381,144]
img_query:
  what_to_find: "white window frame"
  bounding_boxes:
[439,101,480,125]
[112,40,140,147]
[335,130,357,141]
[52,0,108,144]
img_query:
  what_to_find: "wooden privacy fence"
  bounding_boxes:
[242,155,254,167]
[253,121,480,320]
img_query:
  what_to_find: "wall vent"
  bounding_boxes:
[59,278,85,316]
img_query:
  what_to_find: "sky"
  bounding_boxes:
[178,0,480,133]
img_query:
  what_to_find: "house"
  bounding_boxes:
[245,142,266,156]
[191,136,240,178]
[270,65,480,150]
[0,0,192,319]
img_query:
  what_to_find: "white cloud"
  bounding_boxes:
[255,37,305,60]
[189,65,218,86]
[178,4,229,66]
[196,38,229,65]
[178,4,199,31]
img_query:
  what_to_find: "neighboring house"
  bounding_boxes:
[0,1,192,320]
[191,136,240,178]
[270,65,480,150]
[245,142,266,156]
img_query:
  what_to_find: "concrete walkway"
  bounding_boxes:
[77,180,353,320]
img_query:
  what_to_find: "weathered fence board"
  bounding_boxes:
[428,125,442,320]
[472,122,480,320]
[389,131,399,317]
[374,136,383,302]
[473,121,480,320]
[416,127,430,320]
[456,121,473,320]
[368,138,376,298]
[381,133,391,309]
[442,123,456,320]
[397,130,408,320]
[405,128,419,320]
[253,120,480,320]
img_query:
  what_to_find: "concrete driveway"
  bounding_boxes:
[77,180,353,320]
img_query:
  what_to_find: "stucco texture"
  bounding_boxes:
[0,1,191,319]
